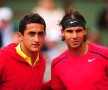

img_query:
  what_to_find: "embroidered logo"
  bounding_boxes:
[88,58,96,62]
[70,21,77,24]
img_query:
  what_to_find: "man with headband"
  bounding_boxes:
[51,8,108,90]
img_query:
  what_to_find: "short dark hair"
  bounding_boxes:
[59,7,87,41]
[19,13,46,34]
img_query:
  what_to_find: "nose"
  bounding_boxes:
[72,32,77,39]
[34,34,39,42]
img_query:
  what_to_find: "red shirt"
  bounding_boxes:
[0,43,46,90]
[51,43,108,90]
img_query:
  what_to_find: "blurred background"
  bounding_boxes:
[0,0,104,28]
[0,0,107,81]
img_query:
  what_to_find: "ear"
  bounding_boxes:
[44,32,46,36]
[84,28,87,35]
[61,29,64,37]
[17,32,23,41]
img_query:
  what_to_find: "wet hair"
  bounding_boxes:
[19,13,46,34]
[59,7,87,41]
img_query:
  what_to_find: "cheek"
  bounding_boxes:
[79,32,86,38]
[40,38,45,43]
[65,36,70,43]
[64,33,70,37]
[25,37,31,42]
[65,34,72,40]
[78,35,84,40]
[23,37,32,44]
[39,40,44,48]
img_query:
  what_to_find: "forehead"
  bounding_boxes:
[25,23,45,32]
[65,26,84,31]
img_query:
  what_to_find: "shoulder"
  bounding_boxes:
[0,43,19,69]
[0,49,7,68]
[0,47,7,56]
[1,43,18,52]
[51,50,68,68]
[89,43,108,59]
[89,43,108,53]
[0,43,18,59]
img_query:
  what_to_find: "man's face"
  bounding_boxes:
[62,26,86,49]
[18,23,45,53]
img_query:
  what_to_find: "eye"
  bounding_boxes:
[66,29,73,33]
[29,32,36,36]
[38,32,45,37]
[76,29,83,33]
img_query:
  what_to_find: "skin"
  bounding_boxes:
[17,23,46,62]
[61,26,88,56]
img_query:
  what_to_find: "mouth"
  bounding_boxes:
[71,41,79,45]
[72,40,79,43]
[32,44,40,47]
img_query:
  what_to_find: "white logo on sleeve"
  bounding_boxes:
[88,58,96,62]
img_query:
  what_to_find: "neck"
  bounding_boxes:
[20,43,38,59]
[68,42,88,56]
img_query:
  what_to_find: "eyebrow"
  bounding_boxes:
[28,31,44,33]
[66,29,73,32]
[66,28,83,31]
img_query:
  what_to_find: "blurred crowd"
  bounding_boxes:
[0,0,108,81]
[0,7,18,48]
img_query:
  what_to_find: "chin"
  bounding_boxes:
[71,44,80,48]
[31,48,40,52]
